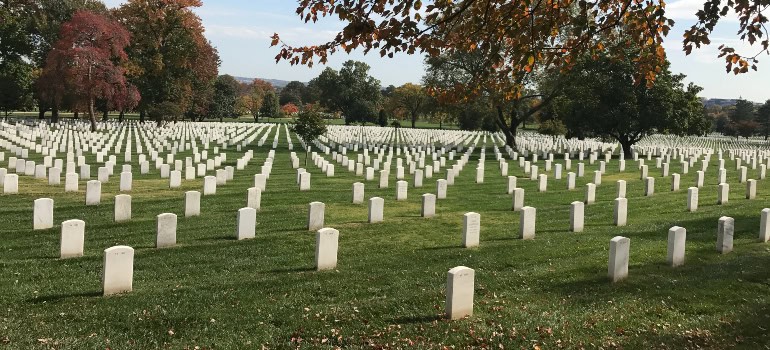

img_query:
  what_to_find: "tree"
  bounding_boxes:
[538,118,568,141]
[423,51,556,149]
[547,55,710,157]
[735,120,759,139]
[273,0,768,81]
[147,101,181,126]
[0,58,34,118]
[27,0,108,121]
[40,10,135,131]
[282,103,299,116]
[291,109,327,165]
[314,60,381,125]
[279,80,305,106]
[209,75,239,122]
[1,0,35,105]
[756,100,770,140]
[377,109,388,127]
[259,90,280,121]
[245,79,274,122]
[730,99,756,123]
[390,83,427,128]
[116,0,219,122]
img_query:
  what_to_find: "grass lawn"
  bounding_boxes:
[2,125,770,349]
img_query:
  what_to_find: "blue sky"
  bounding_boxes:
[104,0,769,102]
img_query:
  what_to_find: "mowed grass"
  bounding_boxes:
[2,127,770,349]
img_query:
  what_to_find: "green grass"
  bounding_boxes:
[2,127,770,349]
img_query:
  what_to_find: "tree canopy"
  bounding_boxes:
[314,60,381,125]
[116,0,219,122]
[40,10,135,131]
[544,55,710,156]
[389,83,428,128]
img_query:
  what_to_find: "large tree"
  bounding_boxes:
[27,0,108,121]
[545,56,710,157]
[259,89,280,120]
[116,0,219,122]
[243,78,274,122]
[0,59,34,118]
[314,60,381,125]
[389,83,428,128]
[279,80,305,106]
[423,51,558,149]
[209,74,239,122]
[40,10,135,131]
[756,100,770,140]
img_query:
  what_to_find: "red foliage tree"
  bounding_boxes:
[40,10,136,131]
[282,103,300,116]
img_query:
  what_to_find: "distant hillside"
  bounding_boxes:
[232,76,297,88]
[702,98,742,108]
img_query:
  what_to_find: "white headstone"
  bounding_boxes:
[235,207,257,240]
[716,216,734,254]
[156,213,178,248]
[247,187,262,211]
[462,212,480,248]
[760,208,770,243]
[33,198,54,230]
[315,227,339,271]
[446,266,475,320]
[114,194,132,222]
[421,193,436,218]
[687,187,699,212]
[717,183,729,205]
[519,206,536,240]
[352,182,365,204]
[185,191,201,217]
[368,197,384,223]
[308,201,325,231]
[60,219,85,259]
[396,180,408,201]
[570,201,584,233]
[203,176,217,195]
[512,188,525,211]
[614,198,628,226]
[85,180,101,205]
[608,236,630,282]
[102,246,134,296]
[667,226,686,267]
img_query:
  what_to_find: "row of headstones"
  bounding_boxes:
[448,211,770,319]
[34,182,269,231]
[88,224,340,296]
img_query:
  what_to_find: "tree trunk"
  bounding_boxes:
[119,110,125,123]
[253,113,259,123]
[495,106,520,150]
[411,113,417,128]
[74,110,79,119]
[38,108,47,120]
[88,98,97,132]
[617,135,634,159]
[102,109,109,121]
[51,106,59,123]
[139,109,145,123]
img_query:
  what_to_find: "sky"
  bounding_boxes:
[103,0,769,102]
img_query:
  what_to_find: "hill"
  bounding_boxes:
[231,76,296,88]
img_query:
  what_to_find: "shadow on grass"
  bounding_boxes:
[389,313,444,324]
[27,290,103,304]
[267,266,315,274]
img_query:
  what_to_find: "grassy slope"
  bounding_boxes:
[1,126,770,349]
